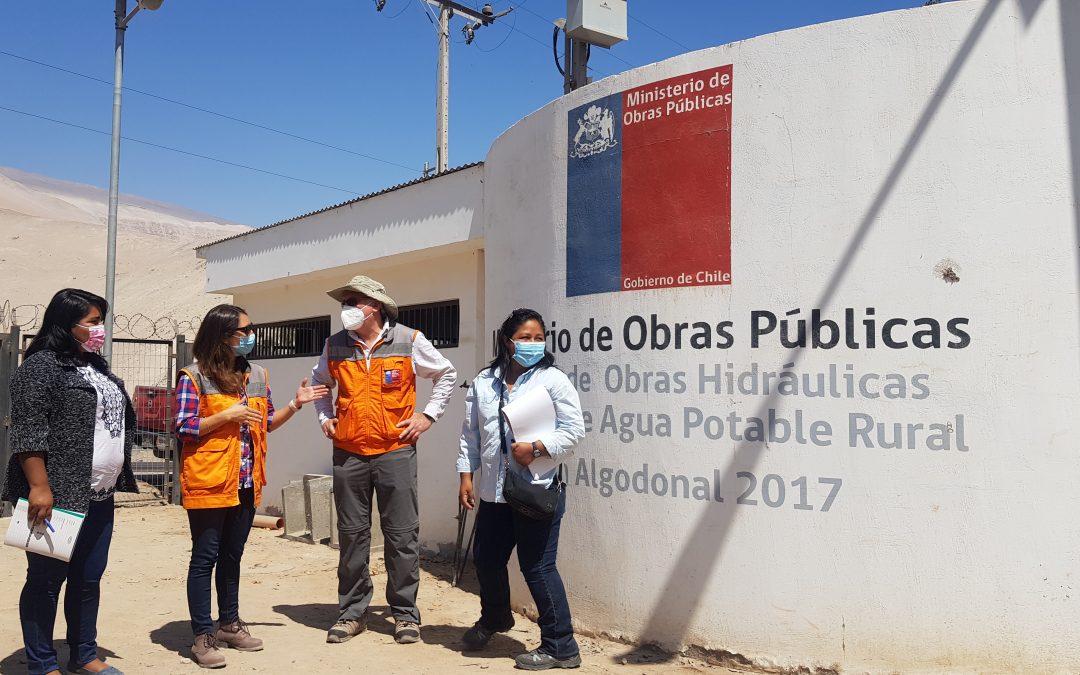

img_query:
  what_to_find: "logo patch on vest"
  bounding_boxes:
[383,369,403,387]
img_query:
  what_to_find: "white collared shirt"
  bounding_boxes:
[456,365,585,503]
[311,324,457,423]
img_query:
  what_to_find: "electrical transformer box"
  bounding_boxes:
[566,0,627,48]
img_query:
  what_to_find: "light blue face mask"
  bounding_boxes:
[512,341,546,368]
[233,333,256,356]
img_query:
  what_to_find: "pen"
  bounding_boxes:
[44,519,54,533]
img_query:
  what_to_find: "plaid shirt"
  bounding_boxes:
[175,373,274,490]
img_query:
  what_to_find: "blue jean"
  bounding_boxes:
[472,492,578,659]
[19,497,115,675]
[186,487,256,636]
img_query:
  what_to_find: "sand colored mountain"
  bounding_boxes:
[0,166,249,333]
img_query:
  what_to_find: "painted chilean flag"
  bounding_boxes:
[566,65,733,297]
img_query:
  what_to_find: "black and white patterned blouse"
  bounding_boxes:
[2,350,138,514]
[78,365,127,501]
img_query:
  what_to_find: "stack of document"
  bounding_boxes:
[502,386,558,479]
[4,498,85,562]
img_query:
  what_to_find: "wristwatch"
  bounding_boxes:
[531,441,543,458]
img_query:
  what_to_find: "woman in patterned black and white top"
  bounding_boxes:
[3,288,138,675]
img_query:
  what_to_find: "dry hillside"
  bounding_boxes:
[0,166,249,334]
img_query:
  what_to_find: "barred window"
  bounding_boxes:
[398,300,460,349]
[252,316,331,360]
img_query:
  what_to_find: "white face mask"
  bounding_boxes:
[341,305,369,331]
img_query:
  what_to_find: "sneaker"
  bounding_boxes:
[326,618,367,644]
[514,648,582,670]
[216,619,264,652]
[462,619,515,650]
[191,633,226,669]
[394,620,421,644]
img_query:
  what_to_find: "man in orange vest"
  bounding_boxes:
[311,275,457,645]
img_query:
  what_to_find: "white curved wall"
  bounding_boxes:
[482,1,1079,671]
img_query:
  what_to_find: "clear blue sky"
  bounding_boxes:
[1,0,925,226]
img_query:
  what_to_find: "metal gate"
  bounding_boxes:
[109,337,180,503]
[0,327,20,516]
[9,333,193,505]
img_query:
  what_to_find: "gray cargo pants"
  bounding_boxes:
[332,445,421,624]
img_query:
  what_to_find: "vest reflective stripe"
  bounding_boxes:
[327,324,418,456]
[179,362,270,509]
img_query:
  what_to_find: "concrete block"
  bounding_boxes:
[304,474,334,544]
[281,480,307,538]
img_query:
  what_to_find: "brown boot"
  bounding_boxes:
[216,619,264,652]
[191,633,226,669]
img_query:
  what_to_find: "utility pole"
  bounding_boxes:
[436,4,450,173]
[104,0,163,363]
[377,1,511,174]
[105,0,127,364]
[556,0,626,94]
[563,35,590,94]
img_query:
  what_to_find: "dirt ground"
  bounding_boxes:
[0,504,743,674]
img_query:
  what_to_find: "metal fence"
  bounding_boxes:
[0,327,20,517]
[0,299,201,340]
[399,299,460,349]
[109,338,180,502]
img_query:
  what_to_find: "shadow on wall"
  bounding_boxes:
[619,0,1065,661]
[1061,0,1080,341]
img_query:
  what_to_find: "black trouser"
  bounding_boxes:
[186,487,256,636]
[472,494,579,659]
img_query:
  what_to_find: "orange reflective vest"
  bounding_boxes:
[179,362,269,509]
[328,324,417,456]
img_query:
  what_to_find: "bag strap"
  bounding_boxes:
[498,379,509,457]
[499,377,565,485]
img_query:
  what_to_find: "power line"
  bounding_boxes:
[384,0,413,18]
[509,2,634,69]
[498,9,608,77]
[0,105,366,196]
[415,0,444,38]
[476,8,518,53]
[0,50,421,174]
[629,13,692,52]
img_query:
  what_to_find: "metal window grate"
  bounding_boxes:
[252,316,331,360]
[398,300,460,349]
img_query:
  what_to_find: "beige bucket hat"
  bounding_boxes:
[326,275,399,321]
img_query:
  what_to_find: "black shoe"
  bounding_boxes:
[514,648,581,670]
[462,619,514,650]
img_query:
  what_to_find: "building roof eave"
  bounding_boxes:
[195,161,483,252]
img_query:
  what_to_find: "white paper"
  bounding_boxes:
[502,385,558,479]
[4,498,85,562]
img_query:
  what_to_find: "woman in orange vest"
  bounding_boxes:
[175,304,327,669]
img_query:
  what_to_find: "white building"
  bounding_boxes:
[197,161,485,561]
[197,2,1080,671]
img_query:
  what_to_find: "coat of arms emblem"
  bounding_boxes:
[570,104,618,159]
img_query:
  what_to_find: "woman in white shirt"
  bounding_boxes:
[456,308,585,671]
[4,288,138,675]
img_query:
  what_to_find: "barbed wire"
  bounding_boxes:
[0,301,200,340]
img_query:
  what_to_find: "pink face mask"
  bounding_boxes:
[77,324,106,353]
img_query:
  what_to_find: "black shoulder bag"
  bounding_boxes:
[498,381,564,520]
